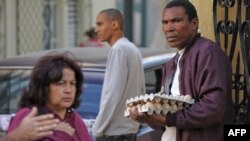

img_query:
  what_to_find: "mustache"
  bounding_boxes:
[166,32,178,36]
[165,32,178,38]
[166,35,178,39]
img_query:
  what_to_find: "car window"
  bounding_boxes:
[0,69,104,116]
[145,68,163,94]
[0,69,30,114]
[75,70,104,119]
[76,83,102,119]
[0,66,164,117]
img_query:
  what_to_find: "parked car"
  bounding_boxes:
[0,47,175,140]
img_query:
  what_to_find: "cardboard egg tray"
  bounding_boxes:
[124,93,195,117]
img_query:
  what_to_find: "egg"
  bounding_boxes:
[154,102,162,114]
[170,100,176,105]
[124,107,130,117]
[162,109,169,115]
[136,104,142,112]
[169,104,178,113]
[146,101,154,115]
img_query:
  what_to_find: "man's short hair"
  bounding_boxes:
[99,8,124,30]
[165,0,198,21]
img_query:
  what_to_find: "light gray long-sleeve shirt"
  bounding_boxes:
[92,37,145,137]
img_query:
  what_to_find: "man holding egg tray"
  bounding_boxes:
[129,0,234,141]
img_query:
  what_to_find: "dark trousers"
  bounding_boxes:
[96,134,136,141]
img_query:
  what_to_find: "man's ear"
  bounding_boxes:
[112,20,119,30]
[192,18,199,31]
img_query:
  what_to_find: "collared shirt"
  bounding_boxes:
[162,48,185,141]
[170,48,185,96]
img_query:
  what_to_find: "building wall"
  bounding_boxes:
[190,0,215,41]
[91,0,116,27]
[0,0,228,58]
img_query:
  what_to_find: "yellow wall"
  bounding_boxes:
[189,0,215,41]
[190,0,246,107]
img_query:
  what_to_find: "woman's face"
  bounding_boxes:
[46,68,77,112]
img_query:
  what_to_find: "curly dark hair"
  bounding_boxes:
[19,52,84,110]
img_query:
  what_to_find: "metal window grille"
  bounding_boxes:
[16,0,57,54]
[213,0,250,124]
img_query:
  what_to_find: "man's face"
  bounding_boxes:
[46,68,76,112]
[95,13,114,43]
[162,6,198,49]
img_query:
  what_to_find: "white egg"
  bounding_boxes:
[146,102,154,115]
[154,102,162,114]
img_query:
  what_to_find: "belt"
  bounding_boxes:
[97,134,136,141]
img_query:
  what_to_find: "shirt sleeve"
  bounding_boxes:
[7,108,31,133]
[92,48,128,137]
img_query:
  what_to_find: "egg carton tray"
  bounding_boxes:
[124,93,195,117]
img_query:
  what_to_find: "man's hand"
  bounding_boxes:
[8,107,59,141]
[129,106,166,126]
